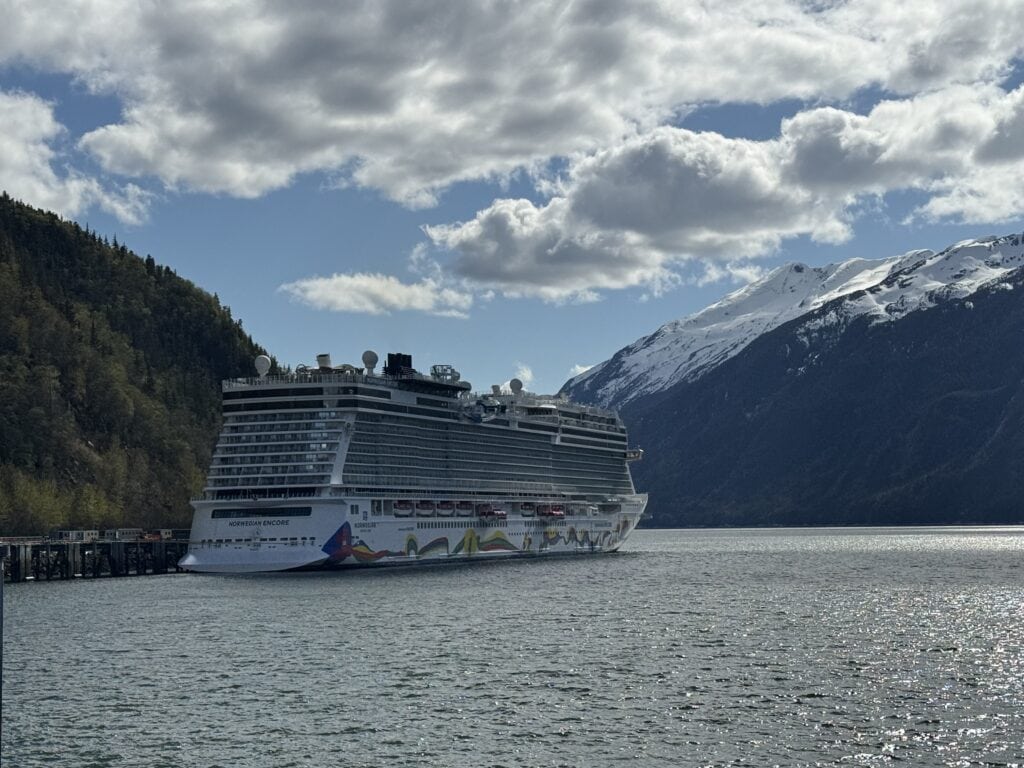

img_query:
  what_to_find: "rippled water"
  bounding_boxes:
[4,527,1024,767]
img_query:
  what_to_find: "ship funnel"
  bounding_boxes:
[316,353,332,371]
[491,384,501,395]
[362,349,378,374]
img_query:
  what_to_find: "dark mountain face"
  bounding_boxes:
[0,193,272,534]
[624,269,1024,527]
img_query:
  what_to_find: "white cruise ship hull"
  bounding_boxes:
[180,495,646,573]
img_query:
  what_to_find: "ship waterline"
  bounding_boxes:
[180,352,647,572]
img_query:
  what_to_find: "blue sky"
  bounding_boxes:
[2,1,1024,393]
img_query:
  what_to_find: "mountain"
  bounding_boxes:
[562,236,1024,410]
[0,193,272,535]
[584,233,1024,526]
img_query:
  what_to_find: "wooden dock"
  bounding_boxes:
[0,539,190,582]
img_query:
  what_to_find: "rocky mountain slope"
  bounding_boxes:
[600,233,1024,526]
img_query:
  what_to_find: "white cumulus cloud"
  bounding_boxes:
[568,363,593,378]
[2,0,1023,205]
[3,1,1024,294]
[427,83,1024,300]
[502,363,534,392]
[0,89,149,223]
[279,273,472,318]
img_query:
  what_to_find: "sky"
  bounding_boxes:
[2,1,1024,394]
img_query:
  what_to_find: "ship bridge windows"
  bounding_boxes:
[212,453,335,467]
[325,386,391,399]
[211,506,313,518]
[416,396,451,409]
[224,400,331,413]
[211,488,318,500]
[222,413,348,427]
[560,426,628,443]
[207,474,328,487]
[215,442,336,455]
[223,387,325,400]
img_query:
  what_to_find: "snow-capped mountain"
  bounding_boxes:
[562,233,1024,409]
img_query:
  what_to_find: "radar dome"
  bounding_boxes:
[510,378,523,394]
[362,350,379,373]
[254,355,271,377]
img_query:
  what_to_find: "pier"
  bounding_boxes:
[0,538,190,582]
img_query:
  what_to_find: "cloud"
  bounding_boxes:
[3,0,1023,207]
[425,197,673,302]
[0,89,150,223]
[513,363,534,388]
[502,363,534,392]
[568,363,593,378]
[6,0,1024,292]
[279,272,473,318]
[427,83,1024,299]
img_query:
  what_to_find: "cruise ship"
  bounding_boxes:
[179,351,647,572]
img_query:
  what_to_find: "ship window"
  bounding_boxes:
[211,506,313,519]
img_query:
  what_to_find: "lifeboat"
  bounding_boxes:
[437,501,455,517]
[393,500,413,517]
[456,501,474,517]
[520,502,536,517]
[539,504,565,518]
[477,504,507,522]
[415,500,436,516]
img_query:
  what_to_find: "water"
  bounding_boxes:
[4,527,1024,767]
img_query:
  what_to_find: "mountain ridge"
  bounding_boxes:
[562,234,1024,409]
[623,261,1024,526]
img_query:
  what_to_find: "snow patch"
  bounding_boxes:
[564,234,1024,409]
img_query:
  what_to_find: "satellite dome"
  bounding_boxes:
[254,355,271,377]
[362,350,379,373]
[510,378,523,394]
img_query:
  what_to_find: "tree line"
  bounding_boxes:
[0,192,274,535]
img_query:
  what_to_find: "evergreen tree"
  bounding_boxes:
[0,195,276,534]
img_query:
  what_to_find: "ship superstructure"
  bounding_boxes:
[179,351,647,572]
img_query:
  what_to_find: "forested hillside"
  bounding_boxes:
[0,193,272,534]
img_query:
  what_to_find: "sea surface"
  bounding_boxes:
[4,527,1024,767]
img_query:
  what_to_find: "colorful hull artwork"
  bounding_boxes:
[182,497,645,572]
[316,516,638,568]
